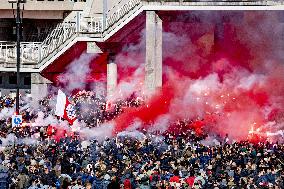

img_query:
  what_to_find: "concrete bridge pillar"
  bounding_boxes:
[145,11,163,93]
[214,22,224,43]
[31,73,52,105]
[107,53,117,97]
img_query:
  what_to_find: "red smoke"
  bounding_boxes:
[109,11,284,141]
[114,84,175,133]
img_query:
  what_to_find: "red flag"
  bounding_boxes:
[55,89,77,125]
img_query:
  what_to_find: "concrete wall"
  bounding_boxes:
[0,0,87,19]
[0,10,67,19]
[0,0,75,11]
[31,73,52,104]
[82,0,127,17]
[85,0,103,17]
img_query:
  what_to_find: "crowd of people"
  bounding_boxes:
[72,91,143,126]
[0,92,283,189]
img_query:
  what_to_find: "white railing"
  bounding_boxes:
[106,0,141,29]
[39,13,103,61]
[40,22,77,61]
[0,42,41,64]
[0,17,102,65]
[79,17,103,33]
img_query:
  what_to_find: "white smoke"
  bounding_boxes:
[127,119,143,131]
[59,53,97,93]
[0,107,15,120]
[79,122,114,142]
[237,74,266,90]
[148,114,171,133]
[0,133,39,149]
[117,130,146,141]
[188,74,221,95]
[31,111,59,127]
[0,133,17,147]
[200,136,221,146]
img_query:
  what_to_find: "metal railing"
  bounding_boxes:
[0,42,41,64]
[79,16,103,33]
[106,0,141,29]
[0,16,103,65]
[40,22,77,61]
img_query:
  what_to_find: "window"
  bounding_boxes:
[24,76,31,86]
[9,75,17,85]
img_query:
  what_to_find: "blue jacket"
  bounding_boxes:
[92,178,104,189]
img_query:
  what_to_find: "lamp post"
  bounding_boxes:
[9,0,25,115]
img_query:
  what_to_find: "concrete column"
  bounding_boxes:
[214,22,224,46]
[145,11,162,93]
[31,73,52,105]
[107,54,117,97]
[76,11,82,32]
[278,12,284,53]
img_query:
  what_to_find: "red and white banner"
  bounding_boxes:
[55,89,77,124]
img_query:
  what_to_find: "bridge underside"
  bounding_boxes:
[41,10,284,95]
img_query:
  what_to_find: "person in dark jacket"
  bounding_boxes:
[107,176,120,189]
[92,173,104,189]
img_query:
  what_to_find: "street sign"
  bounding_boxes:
[12,115,22,127]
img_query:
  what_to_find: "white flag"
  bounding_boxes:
[55,89,66,117]
[55,89,77,124]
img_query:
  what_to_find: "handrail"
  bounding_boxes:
[106,0,141,30]
[40,22,77,60]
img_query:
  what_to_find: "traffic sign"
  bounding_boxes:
[12,115,22,127]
